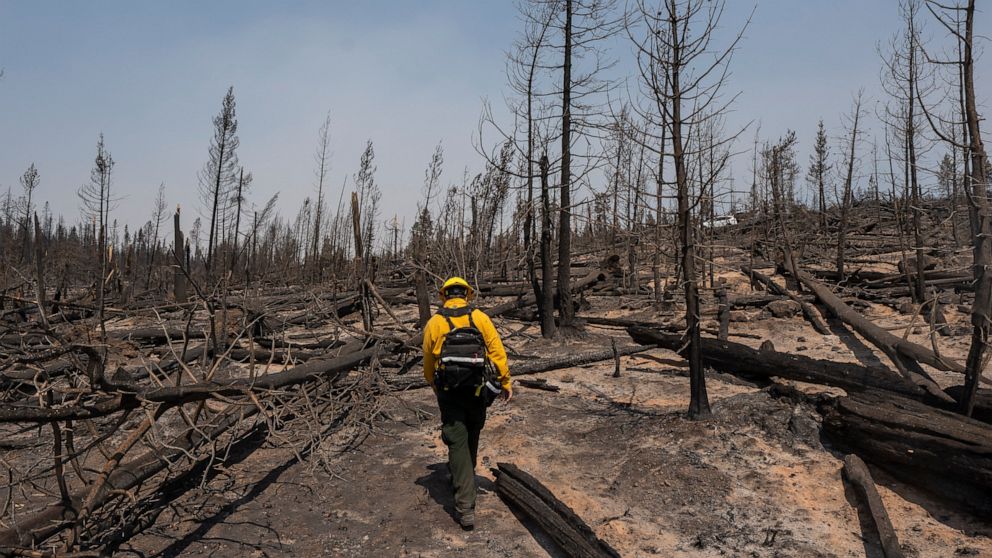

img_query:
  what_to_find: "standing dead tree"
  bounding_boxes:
[628,0,750,419]
[554,0,620,331]
[200,86,240,283]
[837,92,865,282]
[808,121,831,235]
[77,134,115,345]
[198,87,239,355]
[509,0,557,330]
[411,142,442,327]
[310,112,332,282]
[144,183,167,291]
[881,0,933,303]
[173,205,187,302]
[18,163,39,263]
[920,0,991,415]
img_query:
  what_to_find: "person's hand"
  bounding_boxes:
[501,386,513,403]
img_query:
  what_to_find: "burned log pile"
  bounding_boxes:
[822,391,992,516]
[0,281,396,553]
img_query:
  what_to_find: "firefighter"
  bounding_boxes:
[423,276,511,530]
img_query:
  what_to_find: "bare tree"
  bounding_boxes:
[77,134,115,343]
[539,154,557,337]
[354,140,379,265]
[881,0,932,302]
[629,0,751,419]
[920,0,991,415]
[311,112,332,281]
[807,120,831,233]
[412,142,442,327]
[199,86,240,283]
[837,92,865,282]
[555,0,620,330]
[145,183,167,289]
[18,163,39,262]
[508,0,558,324]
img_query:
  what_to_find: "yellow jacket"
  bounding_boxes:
[423,298,511,391]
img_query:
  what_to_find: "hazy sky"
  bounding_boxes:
[1,1,989,240]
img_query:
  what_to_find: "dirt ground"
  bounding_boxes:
[116,288,992,557]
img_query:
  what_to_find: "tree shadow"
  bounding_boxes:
[841,476,886,558]
[415,463,457,523]
[153,454,298,557]
[414,463,499,518]
[501,496,570,558]
[828,319,888,369]
[820,435,992,539]
[108,424,273,556]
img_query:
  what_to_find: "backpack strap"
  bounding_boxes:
[438,305,476,330]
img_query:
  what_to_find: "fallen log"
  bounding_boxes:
[842,454,904,558]
[111,327,208,344]
[517,378,560,392]
[583,316,762,340]
[820,390,992,515]
[793,267,959,402]
[741,265,831,335]
[863,269,972,289]
[484,267,608,319]
[476,282,531,297]
[626,326,924,398]
[494,462,620,558]
[252,336,344,351]
[728,293,795,308]
[808,268,898,283]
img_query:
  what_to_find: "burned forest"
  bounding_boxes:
[1,0,992,556]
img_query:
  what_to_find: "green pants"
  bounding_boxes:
[438,388,487,514]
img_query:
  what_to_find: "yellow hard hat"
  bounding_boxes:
[440,276,474,300]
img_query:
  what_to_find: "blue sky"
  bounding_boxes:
[1,1,989,238]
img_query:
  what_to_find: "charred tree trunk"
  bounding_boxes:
[539,155,556,338]
[414,269,431,328]
[33,214,49,330]
[556,0,575,330]
[351,192,372,332]
[960,0,992,416]
[669,11,709,420]
[494,463,620,558]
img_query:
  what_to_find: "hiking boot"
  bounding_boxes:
[457,509,475,530]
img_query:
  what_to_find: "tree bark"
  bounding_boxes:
[556,0,575,329]
[959,0,992,417]
[494,462,621,558]
[669,9,709,419]
[540,155,557,338]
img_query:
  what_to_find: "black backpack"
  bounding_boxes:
[435,306,489,391]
